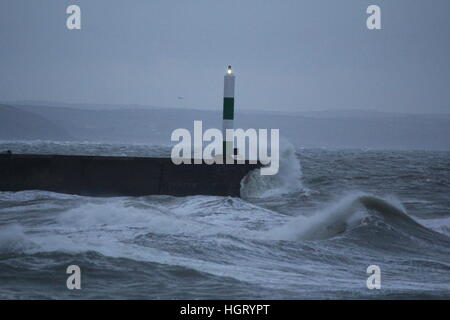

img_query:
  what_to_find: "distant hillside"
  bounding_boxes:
[1,103,449,150]
[0,104,73,141]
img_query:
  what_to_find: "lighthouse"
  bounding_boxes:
[223,65,235,160]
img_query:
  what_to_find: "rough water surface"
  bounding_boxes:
[0,141,449,299]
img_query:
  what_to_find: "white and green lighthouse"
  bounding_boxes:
[223,65,235,159]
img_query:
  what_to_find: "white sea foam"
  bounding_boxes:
[418,217,450,236]
[240,139,305,198]
[0,224,37,254]
[266,193,368,240]
[266,193,422,241]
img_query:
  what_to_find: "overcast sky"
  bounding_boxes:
[0,0,448,113]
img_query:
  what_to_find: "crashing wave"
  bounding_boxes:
[240,139,305,198]
[266,193,443,241]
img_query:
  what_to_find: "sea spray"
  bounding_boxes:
[240,139,304,198]
[1,144,449,299]
[265,193,422,241]
[266,193,368,241]
[0,224,37,254]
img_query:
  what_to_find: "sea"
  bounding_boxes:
[0,140,449,299]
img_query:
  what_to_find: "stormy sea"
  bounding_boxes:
[0,141,449,299]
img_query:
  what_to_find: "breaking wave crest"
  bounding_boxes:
[267,193,443,241]
[240,140,305,198]
[0,224,37,254]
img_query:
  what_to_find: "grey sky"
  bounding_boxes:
[0,0,448,113]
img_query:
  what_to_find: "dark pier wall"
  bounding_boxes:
[0,154,260,197]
